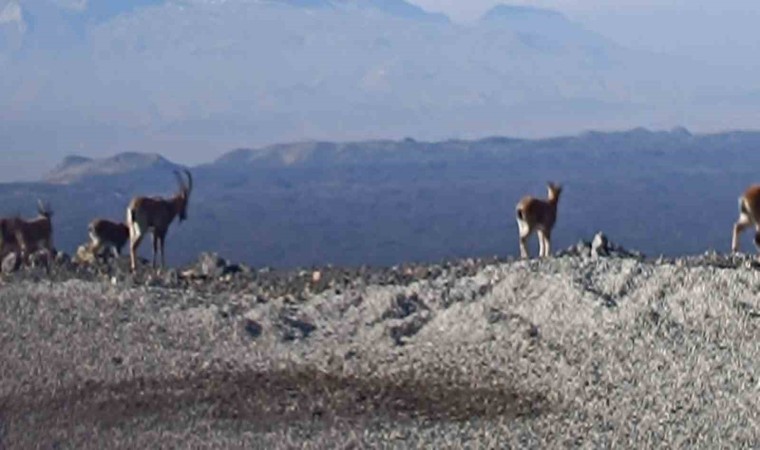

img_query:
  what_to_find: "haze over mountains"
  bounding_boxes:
[3,0,760,181]
[0,128,755,268]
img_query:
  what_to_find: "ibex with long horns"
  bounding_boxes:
[127,169,193,272]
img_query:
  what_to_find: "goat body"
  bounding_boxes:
[3,201,55,269]
[89,219,130,258]
[732,184,760,253]
[0,218,20,258]
[127,169,193,271]
[515,182,562,258]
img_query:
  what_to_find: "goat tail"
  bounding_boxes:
[740,196,750,215]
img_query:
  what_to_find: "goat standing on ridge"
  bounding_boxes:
[3,200,55,270]
[515,182,562,259]
[127,169,193,272]
[732,184,760,254]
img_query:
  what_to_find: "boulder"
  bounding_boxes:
[75,244,97,265]
[198,252,229,278]
[243,318,263,339]
[591,232,609,257]
[1,253,20,274]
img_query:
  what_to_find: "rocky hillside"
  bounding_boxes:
[44,153,181,185]
[2,237,760,447]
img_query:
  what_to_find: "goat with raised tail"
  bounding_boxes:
[515,182,562,259]
[732,184,760,253]
[127,169,193,272]
[88,219,130,259]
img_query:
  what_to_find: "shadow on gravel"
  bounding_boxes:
[1,367,547,440]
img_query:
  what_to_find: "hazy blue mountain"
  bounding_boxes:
[2,0,755,181]
[0,0,165,52]
[44,152,180,184]
[0,129,758,268]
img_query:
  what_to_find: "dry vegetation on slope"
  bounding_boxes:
[2,248,760,447]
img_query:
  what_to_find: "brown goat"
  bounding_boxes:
[127,169,193,271]
[732,184,760,253]
[5,200,55,268]
[515,182,562,259]
[0,217,20,258]
[89,219,130,258]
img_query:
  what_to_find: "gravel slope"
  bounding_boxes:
[2,254,760,448]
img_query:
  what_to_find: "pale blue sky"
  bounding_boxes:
[410,0,760,65]
[409,0,760,21]
[3,0,760,181]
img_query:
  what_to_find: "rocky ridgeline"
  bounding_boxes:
[1,232,759,295]
[556,231,644,259]
[5,232,760,447]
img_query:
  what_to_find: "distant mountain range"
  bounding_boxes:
[45,153,180,184]
[0,128,758,268]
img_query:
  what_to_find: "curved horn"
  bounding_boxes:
[37,199,52,217]
[183,169,193,194]
[173,170,187,192]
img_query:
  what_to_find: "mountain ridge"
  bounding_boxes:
[4,127,758,269]
[44,152,181,185]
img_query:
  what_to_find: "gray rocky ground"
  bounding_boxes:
[2,236,760,448]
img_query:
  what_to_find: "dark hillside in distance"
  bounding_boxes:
[1,128,758,267]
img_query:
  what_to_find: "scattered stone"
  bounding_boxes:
[558,232,643,260]
[382,293,427,320]
[243,318,263,339]
[74,244,97,265]
[2,253,20,274]
[54,251,70,265]
[388,312,431,346]
[278,309,317,341]
[591,232,609,258]
[198,252,229,278]
[163,269,180,285]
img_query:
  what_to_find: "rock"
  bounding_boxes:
[225,264,242,275]
[163,269,180,285]
[388,312,431,346]
[559,232,642,260]
[591,232,609,257]
[54,251,70,265]
[575,240,591,257]
[2,253,20,274]
[278,309,316,341]
[243,318,263,339]
[196,252,241,278]
[75,244,97,265]
[198,252,228,277]
[382,293,427,320]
